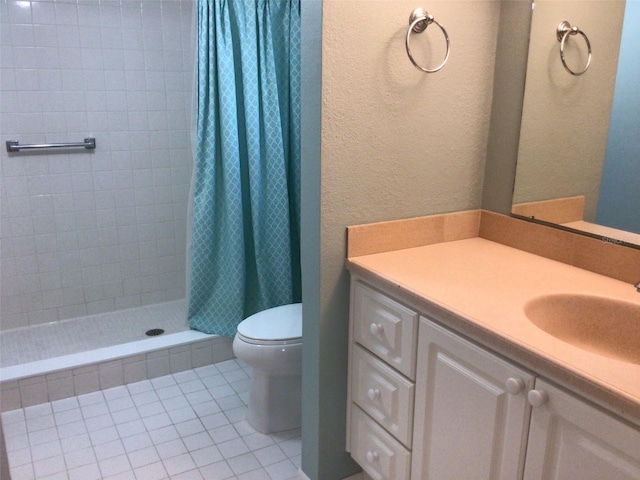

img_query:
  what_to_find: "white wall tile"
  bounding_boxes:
[1,0,193,328]
[99,362,125,390]
[0,382,22,411]
[20,381,49,408]
[73,367,100,396]
[146,350,170,379]
[47,373,75,402]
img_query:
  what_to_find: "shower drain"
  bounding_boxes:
[145,328,165,337]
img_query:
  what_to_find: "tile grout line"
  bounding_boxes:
[2,359,302,480]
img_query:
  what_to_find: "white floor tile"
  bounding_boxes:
[217,437,250,459]
[115,419,146,438]
[155,438,188,460]
[265,458,298,479]
[68,462,102,480]
[133,460,168,480]
[8,446,32,467]
[64,446,97,469]
[142,412,172,431]
[163,452,197,476]
[254,444,287,467]
[60,432,92,453]
[175,418,206,437]
[99,454,132,477]
[52,396,80,412]
[182,431,214,452]
[2,364,302,479]
[198,460,235,479]
[127,445,160,469]
[171,468,205,480]
[85,413,115,432]
[210,424,239,444]
[89,425,119,445]
[190,444,223,467]
[54,407,83,425]
[136,400,165,418]
[227,451,261,475]
[94,438,126,461]
[30,439,62,462]
[161,394,191,412]
[57,420,88,439]
[33,454,66,478]
[168,405,198,423]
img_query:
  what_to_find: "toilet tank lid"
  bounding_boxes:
[237,303,302,341]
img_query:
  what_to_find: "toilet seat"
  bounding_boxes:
[236,303,302,346]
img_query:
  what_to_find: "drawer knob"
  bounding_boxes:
[367,388,381,401]
[369,323,384,336]
[505,377,525,395]
[528,389,549,407]
[366,450,379,464]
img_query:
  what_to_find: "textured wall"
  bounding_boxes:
[302,1,502,478]
[0,0,195,330]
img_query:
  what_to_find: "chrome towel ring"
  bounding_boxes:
[557,21,592,76]
[405,8,450,73]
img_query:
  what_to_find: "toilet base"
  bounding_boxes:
[247,370,301,434]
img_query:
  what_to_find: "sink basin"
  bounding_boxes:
[524,294,640,364]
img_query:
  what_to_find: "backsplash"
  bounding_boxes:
[347,210,639,286]
[0,0,196,330]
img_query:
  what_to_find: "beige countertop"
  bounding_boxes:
[346,237,640,425]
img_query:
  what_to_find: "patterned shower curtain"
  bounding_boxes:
[188,0,301,337]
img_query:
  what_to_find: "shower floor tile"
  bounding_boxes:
[2,359,301,480]
[0,301,188,368]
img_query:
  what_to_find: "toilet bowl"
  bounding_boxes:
[232,303,302,434]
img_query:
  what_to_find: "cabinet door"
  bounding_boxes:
[524,379,640,480]
[412,318,534,480]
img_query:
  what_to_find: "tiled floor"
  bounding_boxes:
[1,359,301,480]
[1,301,188,368]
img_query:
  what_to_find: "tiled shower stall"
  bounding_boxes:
[1,0,194,327]
[0,0,236,410]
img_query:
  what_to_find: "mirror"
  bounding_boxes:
[510,0,640,247]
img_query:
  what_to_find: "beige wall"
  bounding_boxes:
[512,0,625,221]
[322,0,500,229]
[321,0,502,295]
[306,1,502,477]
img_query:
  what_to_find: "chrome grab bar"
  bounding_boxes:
[6,138,96,153]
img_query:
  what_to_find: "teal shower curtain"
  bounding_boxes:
[188,0,301,337]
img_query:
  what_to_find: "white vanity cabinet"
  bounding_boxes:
[348,280,418,480]
[412,318,534,480]
[347,277,640,480]
[524,379,640,480]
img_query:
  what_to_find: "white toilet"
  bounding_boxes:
[232,303,302,434]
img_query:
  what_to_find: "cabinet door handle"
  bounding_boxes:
[505,377,525,395]
[369,323,384,336]
[366,451,379,463]
[528,389,549,407]
[367,388,381,401]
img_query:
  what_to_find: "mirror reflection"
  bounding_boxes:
[511,0,640,246]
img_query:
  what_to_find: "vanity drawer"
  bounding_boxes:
[350,405,411,480]
[352,281,418,379]
[351,345,415,447]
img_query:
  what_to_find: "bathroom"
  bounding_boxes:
[2,0,639,480]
